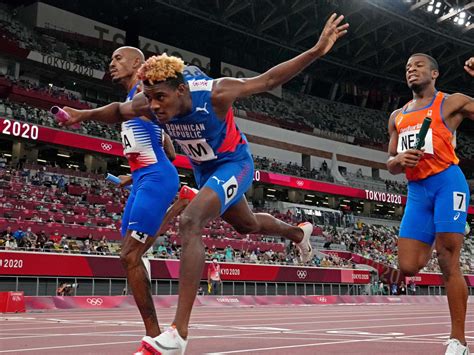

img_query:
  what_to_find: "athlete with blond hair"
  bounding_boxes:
[62,14,349,354]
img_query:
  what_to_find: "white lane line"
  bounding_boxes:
[0,340,137,353]
[205,336,394,354]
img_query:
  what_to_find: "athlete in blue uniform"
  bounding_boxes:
[62,14,349,354]
[65,47,186,355]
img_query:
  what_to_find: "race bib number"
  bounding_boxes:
[176,138,217,162]
[453,192,466,212]
[121,128,140,154]
[397,128,434,154]
[222,176,238,206]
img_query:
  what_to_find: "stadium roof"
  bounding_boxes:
[14,0,474,96]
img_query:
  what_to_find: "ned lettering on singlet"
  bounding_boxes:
[387,53,474,355]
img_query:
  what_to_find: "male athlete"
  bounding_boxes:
[89,46,193,355]
[62,14,348,354]
[387,54,473,355]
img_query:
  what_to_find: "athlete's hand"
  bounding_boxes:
[59,107,88,127]
[464,57,474,77]
[118,175,133,187]
[396,149,424,168]
[313,13,349,56]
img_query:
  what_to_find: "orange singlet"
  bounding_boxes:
[394,91,458,181]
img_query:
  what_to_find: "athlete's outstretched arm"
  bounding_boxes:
[386,109,423,174]
[211,14,348,111]
[464,57,474,77]
[61,92,151,126]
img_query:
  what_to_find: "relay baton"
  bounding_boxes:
[414,117,432,150]
[105,173,132,191]
[50,106,81,129]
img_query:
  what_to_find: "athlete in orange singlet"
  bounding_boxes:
[387,54,473,355]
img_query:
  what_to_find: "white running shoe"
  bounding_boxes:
[296,222,314,263]
[445,338,470,355]
[141,327,187,355]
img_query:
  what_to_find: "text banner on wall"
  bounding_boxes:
[1,118,473,214]
[0,251,370,284]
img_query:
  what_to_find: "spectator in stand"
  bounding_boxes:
[13,227,25,247]
[224,245,234,262]
[35,230,48,250]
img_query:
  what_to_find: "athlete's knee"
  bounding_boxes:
[437,248,461,280]
[120,247,142,269]
[399,262,421,277]
[179,213,206,240]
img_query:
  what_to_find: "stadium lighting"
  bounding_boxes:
[120,164,130,168]
[434,8,440,14]
[304,200,313,203]
[307,194,315,197]
[37,159,47,163]
[427,5,434,11]
[267,188,276,192]
[3,153,11,157]
[266,194,275,198]
[435,1,441,7]
[57,153,70,158]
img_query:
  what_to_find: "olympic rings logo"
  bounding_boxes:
[101,143,113,151]
[86,297,104,306]
[296,270,308,279]
[296,180,304,187]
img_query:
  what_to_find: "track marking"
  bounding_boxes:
[0,340,138,353]
[205,336,394,354]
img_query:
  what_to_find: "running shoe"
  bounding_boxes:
[178,186,198,201]
[133,343,156,355]
[296,222,314,263]
[445,338,470,355]
[141,327,187,355]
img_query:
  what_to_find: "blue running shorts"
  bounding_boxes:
[121,168,179,239]
[400,164,470,245]
[193,153,254,215]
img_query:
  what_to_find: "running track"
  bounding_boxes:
[1,304,473,354]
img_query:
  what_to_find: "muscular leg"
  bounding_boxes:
[436,232,467,344]
[397,237,433,277]
[222,195,303,242]
[120,232,159,337]
[172,187,221,339]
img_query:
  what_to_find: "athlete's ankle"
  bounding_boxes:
[172,323,188,340]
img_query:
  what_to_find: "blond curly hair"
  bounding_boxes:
[137,53,185,84]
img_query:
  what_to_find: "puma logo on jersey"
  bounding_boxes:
[211,176,225,185]
[195,102,209,114]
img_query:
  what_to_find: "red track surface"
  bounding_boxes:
[1,303,473,354]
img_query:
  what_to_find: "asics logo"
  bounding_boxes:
[195,102,209,114]
[101,143,113,151]
[296,270,307,279]
[453,212,461,221]
[86,297,103,306]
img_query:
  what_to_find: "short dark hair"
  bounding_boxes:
[410,53,439,71]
